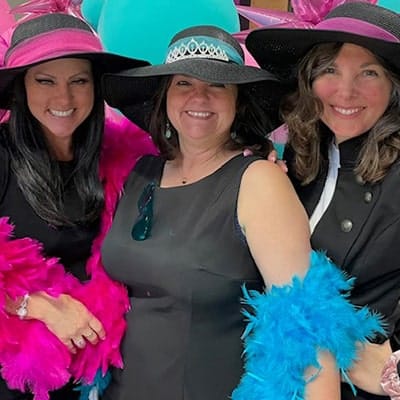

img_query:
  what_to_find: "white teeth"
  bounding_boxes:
[49,109,74,117]
[333,107,362,116]
[186,111,211,118]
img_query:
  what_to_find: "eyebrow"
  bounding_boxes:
[331,60,382,68]
[33,70,92,78]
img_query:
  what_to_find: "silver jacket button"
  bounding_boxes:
[364,192,373,203]
[341,219,353,232]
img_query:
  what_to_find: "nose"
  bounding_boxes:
[54,83,73,105]
[336,75,358,99]
[191,84,210,100]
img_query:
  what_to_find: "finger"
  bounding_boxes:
[89,317,106,340]
[276,160,288,173]
[267,150,277,162]
[83,330,99,345]
[64,339,77,354]
[73,337,86,349]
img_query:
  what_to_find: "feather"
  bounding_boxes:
[0,115,156,398]
[232,250,384,400]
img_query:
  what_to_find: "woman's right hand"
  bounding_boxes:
[10,292,106,353]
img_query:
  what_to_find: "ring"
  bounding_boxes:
[74,338,86,348]
[85,331,95,338]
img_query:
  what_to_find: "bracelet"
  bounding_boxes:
[16,294,30,320]
[381,350,400,399]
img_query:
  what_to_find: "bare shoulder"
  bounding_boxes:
[238,159,311,285]
[240,159,297,200]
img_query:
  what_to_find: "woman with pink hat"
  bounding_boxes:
[0,11,153,400]
[246,2,400,399]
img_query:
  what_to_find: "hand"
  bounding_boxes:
[267,150,288,173]
[29,293,106,353]
[345,340,393,395]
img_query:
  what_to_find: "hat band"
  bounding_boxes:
[165,36,243,65]
[317,17,400,43]
[6,29,103,68]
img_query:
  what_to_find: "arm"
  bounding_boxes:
[233,160,382,400]
[238,160,339,399]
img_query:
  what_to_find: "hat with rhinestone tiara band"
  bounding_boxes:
[0,13,149,109]
[102,25,281,130]
[246,2,400,82]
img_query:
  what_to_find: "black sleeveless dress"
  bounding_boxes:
[102,154,264,400]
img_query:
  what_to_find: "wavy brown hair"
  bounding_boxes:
[282,42,400,185]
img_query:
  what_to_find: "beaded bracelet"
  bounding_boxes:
[381,350,400,399]
[16,294,30,319]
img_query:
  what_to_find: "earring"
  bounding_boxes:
[230,131,237,140]
[165,121,172,139]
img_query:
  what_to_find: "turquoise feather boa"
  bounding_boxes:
[232,251,384,400]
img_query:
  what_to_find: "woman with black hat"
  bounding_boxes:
[0,11,153,400]
[101,24,381,400]
[246,2,400,399]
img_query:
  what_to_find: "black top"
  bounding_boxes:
[287,129,400,400]
[0,139,99,399]
[102,154,264,400]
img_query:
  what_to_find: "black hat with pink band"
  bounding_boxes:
[246,2,400,81]
[0,13,149,108]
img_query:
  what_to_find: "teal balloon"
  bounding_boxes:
[81,0,240,64]
[378,0,400,12]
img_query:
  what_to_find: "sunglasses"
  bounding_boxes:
[131,181,156,241]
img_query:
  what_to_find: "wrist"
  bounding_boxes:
[15,294,30,319]
[21,292,62,322]
[381,350,400,398]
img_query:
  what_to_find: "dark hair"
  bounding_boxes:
[2,64,105,227]
[148,76,274,159]
[282,42,400,184]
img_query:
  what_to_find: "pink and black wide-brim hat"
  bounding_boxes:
[246,2,400,81]
[0,13,149,109]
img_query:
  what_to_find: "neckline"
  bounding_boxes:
[157,153,247,189]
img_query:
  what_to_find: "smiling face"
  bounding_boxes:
[24,57,94,155]
[312,43,392,143]
[166,75,238,148]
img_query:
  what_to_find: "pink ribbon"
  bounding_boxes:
[235,0,377,30]
[11,0,83,20]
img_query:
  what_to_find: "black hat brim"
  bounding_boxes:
[102,58,283,130]
[246,28,400,81]
[0,52,149,109]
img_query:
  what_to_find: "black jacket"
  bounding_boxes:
[287,131,400,400]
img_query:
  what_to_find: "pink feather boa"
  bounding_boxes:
[0,116,157,399]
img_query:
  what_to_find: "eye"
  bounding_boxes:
[209,82,226,88]
[323,66,336,74]
[71,77,91,85]
[362,69,379,77]
[176,80,190,86]
[35,78,54,85]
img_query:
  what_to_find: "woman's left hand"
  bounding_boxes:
[345,340,393,395]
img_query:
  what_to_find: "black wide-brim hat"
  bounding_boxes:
[246,2,400,82]
[102,25,283,131]
[0,13,149,109]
